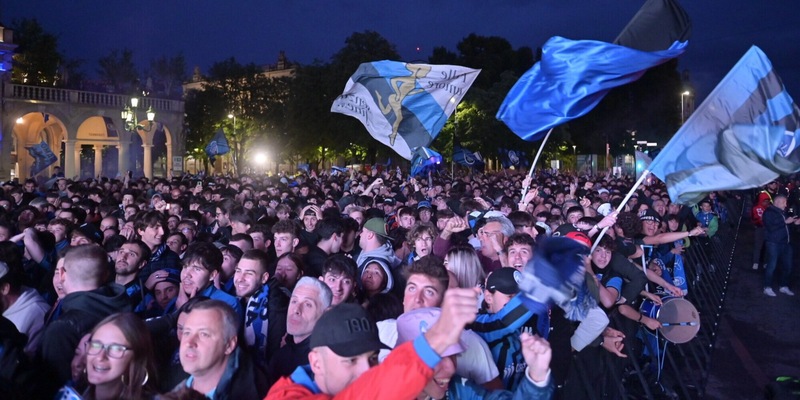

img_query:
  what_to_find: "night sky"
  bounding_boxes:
[2,0,800,101]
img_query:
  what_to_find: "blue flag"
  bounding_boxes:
[410,147,442,177]
[649,46,800,204]
[331,61,480,160]
[27,140,57,176]
[497,0,691,142]
[498,148,529,169]
[205,129,230,163]
[453,144,485,170]
[497,38,687,141]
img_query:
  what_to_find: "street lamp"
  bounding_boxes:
[680,90,691,124]
[121,96,156,178]
[572,145,577,171]
[121,96,156,132]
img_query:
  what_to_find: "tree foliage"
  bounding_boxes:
[97,49,139,94]
[149,54,187,98]
[10,18,63,86]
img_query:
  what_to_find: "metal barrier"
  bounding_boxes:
[562,200,743,400]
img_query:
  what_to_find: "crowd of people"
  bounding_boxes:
[0,164,777,399]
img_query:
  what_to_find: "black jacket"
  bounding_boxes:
[173,347,268,400]
[266,336,311,388]
[37,284,131,393]
[764,205,790,243]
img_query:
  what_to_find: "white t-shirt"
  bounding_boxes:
[377,319,500,384]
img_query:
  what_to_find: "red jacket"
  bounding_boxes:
[752,192,772,227]
[265,338,435,400]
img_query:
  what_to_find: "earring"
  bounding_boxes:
[142,370,149,386]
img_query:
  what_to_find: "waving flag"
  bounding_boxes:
[650,46,800,204]
[453,144,485,170]
[498,148,529,169]
[27,140,57,176]
[205,129,230,163]
[410,147,442,177]
[497,0,691,141]
[332,61,480,160]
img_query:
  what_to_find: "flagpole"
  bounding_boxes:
[590,168,650,253]
[520,128,554,201]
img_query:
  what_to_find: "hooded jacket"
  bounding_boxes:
[2,286,50,356]
[356,243,400,294]
[37,284,131,392]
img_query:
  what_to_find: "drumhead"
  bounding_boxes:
[657,297,700,343]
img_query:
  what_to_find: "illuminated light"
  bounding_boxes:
[16,117,24,124]
[254,153,267,165]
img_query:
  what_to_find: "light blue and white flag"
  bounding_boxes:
[332,61,480,160]
[650,46,800,204]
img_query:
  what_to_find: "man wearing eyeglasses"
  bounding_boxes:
[37,244,131,396]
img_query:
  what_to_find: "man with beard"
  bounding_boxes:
[233,250,289,367]
[113,239,151,310]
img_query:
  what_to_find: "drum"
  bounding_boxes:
[639,295,700,344]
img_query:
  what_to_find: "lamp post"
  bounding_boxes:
[228,113,237,174]
[572,145,577,171]
[680,90,691,124]
[121,96,156,178]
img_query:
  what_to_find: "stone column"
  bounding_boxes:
[64,140,76,179]
[166,141,173,177]
[74,143,81,179]
[117,140,130,177]
[143,144,153,179]
[93,144,103,178]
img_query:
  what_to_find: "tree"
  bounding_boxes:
[10,18,63,86]
[149,54,187,98]
[97,49,138,94]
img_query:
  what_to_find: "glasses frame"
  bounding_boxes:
[86,340,129,359]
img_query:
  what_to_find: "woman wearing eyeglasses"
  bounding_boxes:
[82,312,158,400]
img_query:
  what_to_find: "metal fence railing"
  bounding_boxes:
[563,199,743,399]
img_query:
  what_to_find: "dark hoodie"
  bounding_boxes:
[37,284,131,395]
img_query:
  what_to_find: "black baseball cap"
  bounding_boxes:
[309,303,389,357]
[640,208,662,223]
[486,267,522,295]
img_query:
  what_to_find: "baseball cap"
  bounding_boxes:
[309,303,389,357]
[396,307,465,357]
[383,197,396,206]
[640,209,662,223]
[151,268,181,286]
[75,224,103,244]
[486,267,522,295]
[417,200,432,210]
[597,188,609,195]
[363,218,391,239]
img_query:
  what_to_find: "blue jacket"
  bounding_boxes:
[448,372,554,400]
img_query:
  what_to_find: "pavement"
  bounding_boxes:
[705,220,800,399]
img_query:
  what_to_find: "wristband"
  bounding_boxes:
[637,314,643,323]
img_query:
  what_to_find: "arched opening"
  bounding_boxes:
[75,116,122,178]
[12,112,65,180]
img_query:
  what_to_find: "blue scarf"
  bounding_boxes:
[244,284,270,363]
